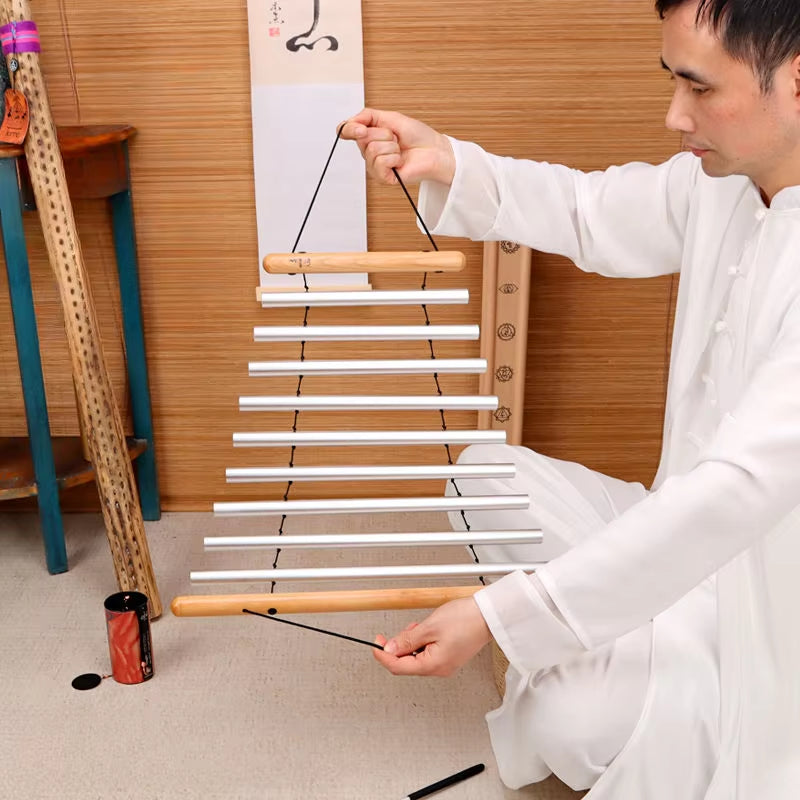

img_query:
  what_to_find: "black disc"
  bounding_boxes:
[72,673,103,691]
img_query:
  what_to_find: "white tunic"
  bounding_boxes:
[419,139,800,799]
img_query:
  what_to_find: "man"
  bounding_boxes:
[341,2,800,798]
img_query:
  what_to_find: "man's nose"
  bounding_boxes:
[665,90,694,134]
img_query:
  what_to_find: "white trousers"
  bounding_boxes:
[447,445,718,792]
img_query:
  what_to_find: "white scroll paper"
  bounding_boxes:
[246,0,367,287]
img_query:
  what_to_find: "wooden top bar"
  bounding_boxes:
[263,250,466,274]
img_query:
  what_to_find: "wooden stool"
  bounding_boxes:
[0,124,160,574]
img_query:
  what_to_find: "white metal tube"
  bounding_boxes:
[233,430,506,447]
[191,562,543,583]
[248,359,487,377]
[213,494,528,516]
[253,325,480,342]
[259,289,469,308]
[225,463,517,482]
[204,530,543,550]
[239,395,498,412]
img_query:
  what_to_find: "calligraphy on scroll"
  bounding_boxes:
[286,0,339,51]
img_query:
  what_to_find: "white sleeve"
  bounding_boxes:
[474,572,584,673]
[476,297,800,674]
[417,137,700,279]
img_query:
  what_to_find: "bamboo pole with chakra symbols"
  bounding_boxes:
[0,0,162,617]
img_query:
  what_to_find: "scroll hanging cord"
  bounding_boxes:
[269,124,484,592]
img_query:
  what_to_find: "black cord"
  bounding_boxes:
[387,173,482,582]
[243,608,385,651]
[291,124,346,254]
[274,126,483,589]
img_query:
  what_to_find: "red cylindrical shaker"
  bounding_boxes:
[104,591,154,684]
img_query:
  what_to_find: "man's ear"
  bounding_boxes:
[793,53,800,102]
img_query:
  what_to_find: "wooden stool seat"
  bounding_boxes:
[0,436,147,501]
[0,123,136,160]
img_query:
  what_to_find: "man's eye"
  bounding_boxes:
[692,86,710,95]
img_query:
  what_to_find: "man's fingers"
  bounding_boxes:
[367,156,402,184]
[373,642,439,676]
[373,633,388,661]
[338,120,366,139]
[364,140,402,180]
[337,108,374,136]
[348,107,384,127]
[364,139,400,160]
[340,122,396,143]
[339,108,399,140]
[385,623,433,657]
[338,120,402,183]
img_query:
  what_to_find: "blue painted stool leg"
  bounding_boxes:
[109,143,160,521]
[0,158,68,573]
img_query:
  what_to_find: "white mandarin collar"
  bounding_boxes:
[769,185,800,211]
[747,180,800,212]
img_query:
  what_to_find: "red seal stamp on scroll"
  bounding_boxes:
[104,591,154,684]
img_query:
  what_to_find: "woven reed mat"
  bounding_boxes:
[491,643,587,799]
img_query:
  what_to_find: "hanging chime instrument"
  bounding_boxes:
[171,134,536,618]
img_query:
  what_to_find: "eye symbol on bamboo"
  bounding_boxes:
[499,283,519,294]
[497,323,516,341]
[496,366,514,382]
[500,241,521,254]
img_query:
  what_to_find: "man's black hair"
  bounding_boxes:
[655,0,800,92]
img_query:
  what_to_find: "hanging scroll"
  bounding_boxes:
[247,0,367,288]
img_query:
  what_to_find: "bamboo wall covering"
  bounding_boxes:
[0,1,679,510]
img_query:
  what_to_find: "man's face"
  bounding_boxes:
[661,1,800,193]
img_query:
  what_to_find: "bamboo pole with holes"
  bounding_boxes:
[0,0,162,616]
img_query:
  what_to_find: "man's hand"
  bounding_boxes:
[373,597,493,677]
[339,108,456,187]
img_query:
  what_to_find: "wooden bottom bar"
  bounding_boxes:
[171,585,481,616]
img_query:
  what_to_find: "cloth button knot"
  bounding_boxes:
[714,320,728,334]
[701,374,718,407]
[755,208,767,222]
[727,266,741,277]
[687,432,706,448]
